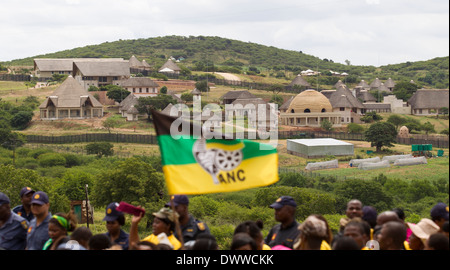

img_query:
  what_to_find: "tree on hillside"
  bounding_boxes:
[103,117,119,134]
[135,94,177,122]
[393,81,419,101]
[105,85,130,103]
[361,111,383,123]
[387,114,407,130]
[49,74,68,83]
[365,122,397,152]
[334,179,393,210]
[0,128,26,150]
[320,119,333,132]
[404,121,422,133]
[10,111,33,130]
[269,84,285,95]
[195,80,210,92]
[85,142,114,158]
[269,94,284,107]
[347,123,365,133]
[421,121,435,135]
[92,157,166,222]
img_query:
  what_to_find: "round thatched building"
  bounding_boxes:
[280,90,342,127]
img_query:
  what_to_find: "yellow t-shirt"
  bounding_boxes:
[142,233,182,250]
[320,240,331,250]
[262,244,272,250]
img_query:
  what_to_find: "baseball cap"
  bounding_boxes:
[269,196,297,209]
[0,192,10,206]
[31,191,49,205]
[430,203,449,221]
[164,195,189,207]
[153,207,179,223]
[103,202,124,222]
[20,187,35,197]
[362,206,378,222]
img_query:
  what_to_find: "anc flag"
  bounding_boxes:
[151,110,279,195]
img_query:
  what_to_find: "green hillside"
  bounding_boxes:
[2,35,449,88]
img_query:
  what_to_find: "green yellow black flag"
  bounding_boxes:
[151,110,279,195]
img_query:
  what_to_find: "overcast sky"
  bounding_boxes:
[1,0,448,66]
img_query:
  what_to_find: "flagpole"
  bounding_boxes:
[170,196,184,249]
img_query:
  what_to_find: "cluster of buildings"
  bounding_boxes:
[33,56,181,90]
[35,56,182,120]
[36,57,449,131]
[284,76,449,129]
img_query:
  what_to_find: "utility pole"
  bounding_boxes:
[85,184,90,228]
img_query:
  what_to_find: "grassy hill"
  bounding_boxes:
[2,35,449,88]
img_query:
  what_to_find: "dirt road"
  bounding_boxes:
[215,72,241,81]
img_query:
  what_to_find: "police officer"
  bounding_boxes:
[0,192,29,250]
[265,196,300,249]
[26,191,51,250]
[166,195,210,245]
[103,202,129,250]
[13,187,35,222]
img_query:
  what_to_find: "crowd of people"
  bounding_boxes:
[0,187,448,251]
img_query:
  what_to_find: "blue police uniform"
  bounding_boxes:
[178,215,211,243]
[12,205,34,222]
[103,202,129,250]
[265,196,300,249]
[105,229,129,250]
[26,213,51,250]
[0,211,29,250]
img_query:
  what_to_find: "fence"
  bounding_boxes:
[396,136,448,149]
[25,131,448,148]
[26,133,158,145]
[278,167,357,182]
[277,130,366,141]
[0,74,51,82]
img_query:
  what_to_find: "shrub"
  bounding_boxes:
[61,153,83,167]
[56,170,95,200]
[15,157,39,170]
[85,142,114,158]
[209,224,235,250]
[29,148,54,159]
[0,164,48,206]
[38,153,67,167]
[347,123,365,133]
[333,178,393,211]
[189,196,221,220]
[92,157,166,210]
[15,147,31,157]
[277,172,309,187]
[253,186,338,219]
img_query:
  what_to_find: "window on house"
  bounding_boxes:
[340,107,345,111]
[304,109,310,113]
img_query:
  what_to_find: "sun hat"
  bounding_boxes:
[407,218,440,241]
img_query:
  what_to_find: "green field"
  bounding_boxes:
[316,156,449,182]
